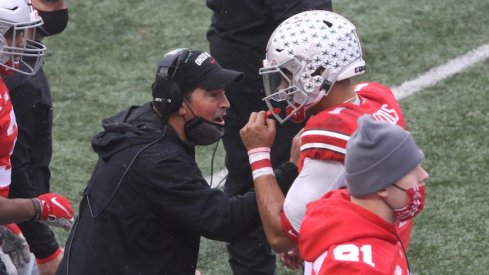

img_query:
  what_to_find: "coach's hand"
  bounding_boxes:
[34,193,75,231]
[240,111,276,151]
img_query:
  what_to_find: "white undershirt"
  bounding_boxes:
[283,157,346,233]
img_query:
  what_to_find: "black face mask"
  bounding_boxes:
[184,117,224,145]
[36,9,69,37]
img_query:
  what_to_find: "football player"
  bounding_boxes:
[240,10,411,263]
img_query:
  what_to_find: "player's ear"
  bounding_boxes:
[377,188,388,199]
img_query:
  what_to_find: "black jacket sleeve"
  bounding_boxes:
[145,157,261,242]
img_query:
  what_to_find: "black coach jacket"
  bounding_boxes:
[57,102,262,275]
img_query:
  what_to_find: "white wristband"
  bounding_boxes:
[248,148,274,180]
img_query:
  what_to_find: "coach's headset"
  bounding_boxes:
[152,48,191,115]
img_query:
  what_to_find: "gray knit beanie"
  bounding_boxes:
[345,115,424,196]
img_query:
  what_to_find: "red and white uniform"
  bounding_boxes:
[299,189,410,275]
[281,82,411,247]
[0,79,17,198]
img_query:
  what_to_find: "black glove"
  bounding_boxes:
[0,226,30,269]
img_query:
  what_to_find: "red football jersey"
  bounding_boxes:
[0,79,17,197]
[299,189,410,275]
[281,82,411,244]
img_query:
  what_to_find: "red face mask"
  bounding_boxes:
[391,184,425,222]
[0,61,18,76]
[285,106,306,123]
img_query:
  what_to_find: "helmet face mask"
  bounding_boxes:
[0,0,46,76]
[260,57,309,123]
[261,10,366,123]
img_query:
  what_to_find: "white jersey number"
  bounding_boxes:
[333,244,375,267]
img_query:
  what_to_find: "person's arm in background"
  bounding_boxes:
[0,194,74,228]
[0,198,35,224]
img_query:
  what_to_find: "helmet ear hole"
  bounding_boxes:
[320,80,332,91]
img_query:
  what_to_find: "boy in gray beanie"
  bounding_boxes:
[298,114,429,274]
[346,115,425,197]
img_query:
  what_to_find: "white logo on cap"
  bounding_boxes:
[195,52,211,66]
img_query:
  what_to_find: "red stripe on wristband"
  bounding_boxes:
[250,158,272,171]
[249,149,274,180]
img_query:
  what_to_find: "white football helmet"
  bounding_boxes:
[260,10,365,123]
[0,0,46,76]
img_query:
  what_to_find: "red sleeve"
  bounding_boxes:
[0,186,9,198]
[298,113,354,171]
[280,211,299,243]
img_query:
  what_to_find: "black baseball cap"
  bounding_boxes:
[169,49,244,92]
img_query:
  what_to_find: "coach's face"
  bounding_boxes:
[183,87,230,125]
[170,86,229,145]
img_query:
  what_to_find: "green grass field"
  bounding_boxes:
[43,0,489,274]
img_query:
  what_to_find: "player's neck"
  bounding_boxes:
[316,80,356,110]
[351,195,395,225]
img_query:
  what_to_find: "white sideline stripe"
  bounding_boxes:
[207,43,489,188]
[393,43,489,99]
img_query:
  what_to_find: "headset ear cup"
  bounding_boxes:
[152,79,183,114]
[165,81,183,114]
[152,49,189,114]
